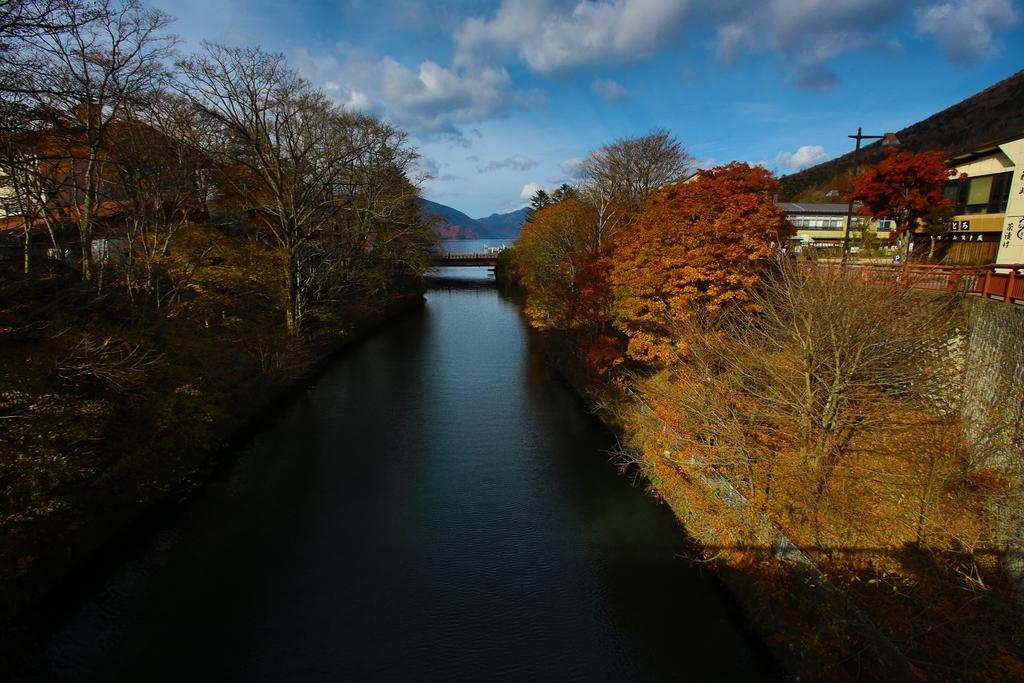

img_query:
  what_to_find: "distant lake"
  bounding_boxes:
[429,239,516,283]
[440,238,515,253]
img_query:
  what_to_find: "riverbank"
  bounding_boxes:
[0,278,424,634]
[6,283,778,680]
[525,336,831,677]
[527,323,1021,680]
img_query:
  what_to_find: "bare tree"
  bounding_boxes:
[579,128,694,208]
[1,0,60,37]
[0,0,104,131]
[179,43,426,334]
[578,180,628,255]
[105,91,209,308]
[645,263,965,502]
[20,0,176,281]
[0,0,104,275]
[326,117,433,296]
[0,130,78,274]
[180,44,356,333]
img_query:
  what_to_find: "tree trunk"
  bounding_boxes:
[80,154,97,281]
[22,223,30,275]
[285,254,301,336]
[916,455,940,547]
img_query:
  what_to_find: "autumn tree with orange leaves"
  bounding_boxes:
[849,149,953,262]
[510,130,695,368]
[516,197,599,333]
[609,162,791,363]
[513,195,622,370]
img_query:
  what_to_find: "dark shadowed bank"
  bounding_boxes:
[515,332,910,680]
[508,295,1024,680]
[494,258,915,678]
[0,286,425,646]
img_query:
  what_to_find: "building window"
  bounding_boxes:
[966,175,992,207]
[944,171,1012,215]
[877,219,893,232]
[789,215,844,230]
[988,172,1012,213]
[943,181,961,203]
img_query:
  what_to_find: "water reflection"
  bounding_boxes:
[12,280,776,681]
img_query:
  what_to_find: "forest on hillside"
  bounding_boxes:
[779,69,1024,201]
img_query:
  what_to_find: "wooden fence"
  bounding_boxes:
[799,262,1024,305]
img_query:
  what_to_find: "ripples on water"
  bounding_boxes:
[11,270,776,681]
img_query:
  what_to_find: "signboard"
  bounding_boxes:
[1002,215,1024,250]
[936,232,994,242]
[950,219,971,231]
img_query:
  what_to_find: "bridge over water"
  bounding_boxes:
[429,252,499,267]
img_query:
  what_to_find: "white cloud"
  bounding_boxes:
[416,157,459,181]
[339,88,376,113]
[775,145,829,171]
[559,157,586,179]
[417,157,441,177]
[452,1,1000,91]
[520,181,543,200]
[376,58,513,131]
[455,0,690,74]
[449,0,1015,88]
[477,155,539,172]
[591,77,633,101]
[606,1,1015,89]
[916,0,1018,64]
[290,47,542,141]
[291,49,384,116]
[711,0,910,91]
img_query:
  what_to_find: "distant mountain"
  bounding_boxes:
[780,69,1024,201]
[418,199,479,239]
[474,207,530,239]
[418,198,528,240]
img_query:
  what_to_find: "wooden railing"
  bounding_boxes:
[798,262,1024,305]
[428,252,498,267]
[973,264,1024,304]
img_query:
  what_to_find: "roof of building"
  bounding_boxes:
[0,199,132,236]
[776,202,852,214]
[946,136,1022,165]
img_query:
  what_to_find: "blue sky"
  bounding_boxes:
[151,0,1023,218]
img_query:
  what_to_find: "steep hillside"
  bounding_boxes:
[419,199,479,240]
[780,69,1024,201]
[419,199,528,240]
[474,208,529,239]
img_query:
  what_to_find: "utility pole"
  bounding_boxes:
[842,129,899,264]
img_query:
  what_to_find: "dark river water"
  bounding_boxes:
[11,268,776,681]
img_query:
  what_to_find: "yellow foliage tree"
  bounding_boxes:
[609,162,791,363]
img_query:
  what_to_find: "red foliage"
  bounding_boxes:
[849,149,954,254]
